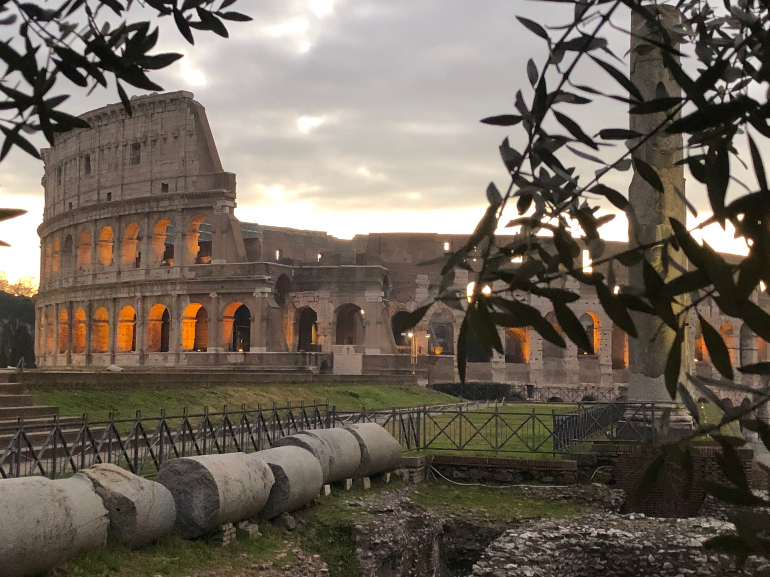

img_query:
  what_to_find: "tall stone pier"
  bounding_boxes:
[626,6,690,411]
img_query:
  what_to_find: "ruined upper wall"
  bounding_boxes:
[40,91,229,220]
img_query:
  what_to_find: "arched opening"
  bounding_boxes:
[62,235,74,274]
[740,323,754,366]
[122,223,141,268]
[52,238,60,276]
[722,397,734,408]
[548,396,564,403]
[92,307,109,353]
[759,337,769,363]
[581,395,598,402]
[336,304,364,346]
[152,219,174,266]
[542,311,564,359]
[297,307,318,352]
[97,226,114,266]
[275,274,292,306]
[719,322,735,365]
[72,308,86,353]
[505,327,529,363]
[43,243,51,278]
[147,305,170,353]
[117,306,136,352]
[181,303,208,351]
[611,324,629,369]
[222,302,251,352]
[391,311,410,347]
[45,312,54,354]
[578,312,600,355]
[694,328,707,362]
[429,310,454,355]
[58,310,69,354]
[244,237,262,262]
[187,216,212,264]
[319,360,330,374]
[466,324,491,363]
[78,230,91,271]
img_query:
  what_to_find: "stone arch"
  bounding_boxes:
[721,397,734,408]
[297,307,318,352]
[578,312,600,355]
[719,322,735,364]
[581,395,598,402]
[122,223,141,268]
[117,306,136,352]
[97,226,114,266]
[336,303,364,346]
[62,234,74,274]
[694,326,707,363]
[152,219,174,266]
[72,308,86,353]
[739,323,754,366]
[275,274,292,306]
[187,215,212,265]
[58,310,69,354]
[52,238,60,276]
[223,302,251,352]
[611,324,629,369]
[78,230,91,271]
[542,311,564,359]
[43,243,51,278]
[92,307,109,353]
[548,396,564,403]
[759,337,769,363]
[391,310,410,347]
[147,304,170,353]
[319,360,330,374]
[181,303,208,351]
[428,309,454,355]
[505,327,529,363]
[45,311,54,354]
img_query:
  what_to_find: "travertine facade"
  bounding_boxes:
[32,92,769,406]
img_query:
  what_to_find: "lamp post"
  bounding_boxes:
[407,331,417,375]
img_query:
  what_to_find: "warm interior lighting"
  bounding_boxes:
[582,249,592,273]
[761,281,767,292]
[613,285,620,295]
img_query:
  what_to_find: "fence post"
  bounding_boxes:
[15,417,22,478]
[51,414,59,479]
[133,410,141,475]
[159,409,165,468]
[81,413,88,471]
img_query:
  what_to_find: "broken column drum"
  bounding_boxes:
[627,5,688,406]
[272,428,362,484]
[157,452,274,539]
[0,475,109,577]
[80,463,177,548]
[344,423,402,477]
[256,445,324,519]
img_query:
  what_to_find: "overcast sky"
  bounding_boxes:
[0,0,751,284]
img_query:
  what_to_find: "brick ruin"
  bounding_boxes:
[30,90,768,405]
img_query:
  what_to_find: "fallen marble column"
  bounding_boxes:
[344,423,402,477]
[272,428,361,484]
[0,474,109,577]
[157,453,274,538]
[80,463,176,548]
[256,445,324,519]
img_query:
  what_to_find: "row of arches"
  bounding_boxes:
[694,321,770,365]
[42,216,212,279]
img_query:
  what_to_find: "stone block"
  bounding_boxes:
[80,463,176,549]
[256,446,324,519]
[0,474,109,577]
[157,453,274,539]
[344,423,403,477]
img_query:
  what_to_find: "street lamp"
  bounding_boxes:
[407,331,417,375]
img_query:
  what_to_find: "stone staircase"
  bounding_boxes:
[0,369,59,426]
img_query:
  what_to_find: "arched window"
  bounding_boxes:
[505,327,529,363]
[147,304,170,353]
[78,230,91,271]
[740,323,754,366]
[578,313,600,355]
[58,310,69,354]
[429,310,454,355]
[759,337,769,363]
[187,216,212,265]
[391,311,410,347]
[45,312,54,354]
[62,235,74,274]
[181,303,208,351]
[611,324,628,369]
[97,226,114,266]
[336,304,364,346]
[92,307,109,353]
[719,322,735,365]
[152,219,174,266]
[117,306,136,352]
[694,327,707,362]
[122,223,141,268]
[297,307,318,352]
[542,311,564,359]
[52,238,60,276]
[222,302,250,352]
[72,308,86,353]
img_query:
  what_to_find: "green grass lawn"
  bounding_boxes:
[31,383,460,421]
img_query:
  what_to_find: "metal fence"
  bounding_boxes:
[1,401,659,479]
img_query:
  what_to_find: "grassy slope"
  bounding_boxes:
[31,383,460,420]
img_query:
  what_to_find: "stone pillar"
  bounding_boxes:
[109,298,117,365]
[136,295,147,365]
[171,294,182,365]
[627,5,688,407]
[599,325,613,386]
[66,301,73,366]
[85,300,93,365]
[209,292,222,356]
[140,214,150,271]
[33,307,41,365]
[492,326,507,383]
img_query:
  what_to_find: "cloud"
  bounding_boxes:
[297,116,325,133]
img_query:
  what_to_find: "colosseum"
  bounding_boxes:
[32,91,770,401]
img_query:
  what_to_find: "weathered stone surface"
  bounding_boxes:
[256,446,324,519]
[272,428,361,484]
[344,423,402,477]
[80,463,176,548]
[0,474,108,577]
[157,453,274,538]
